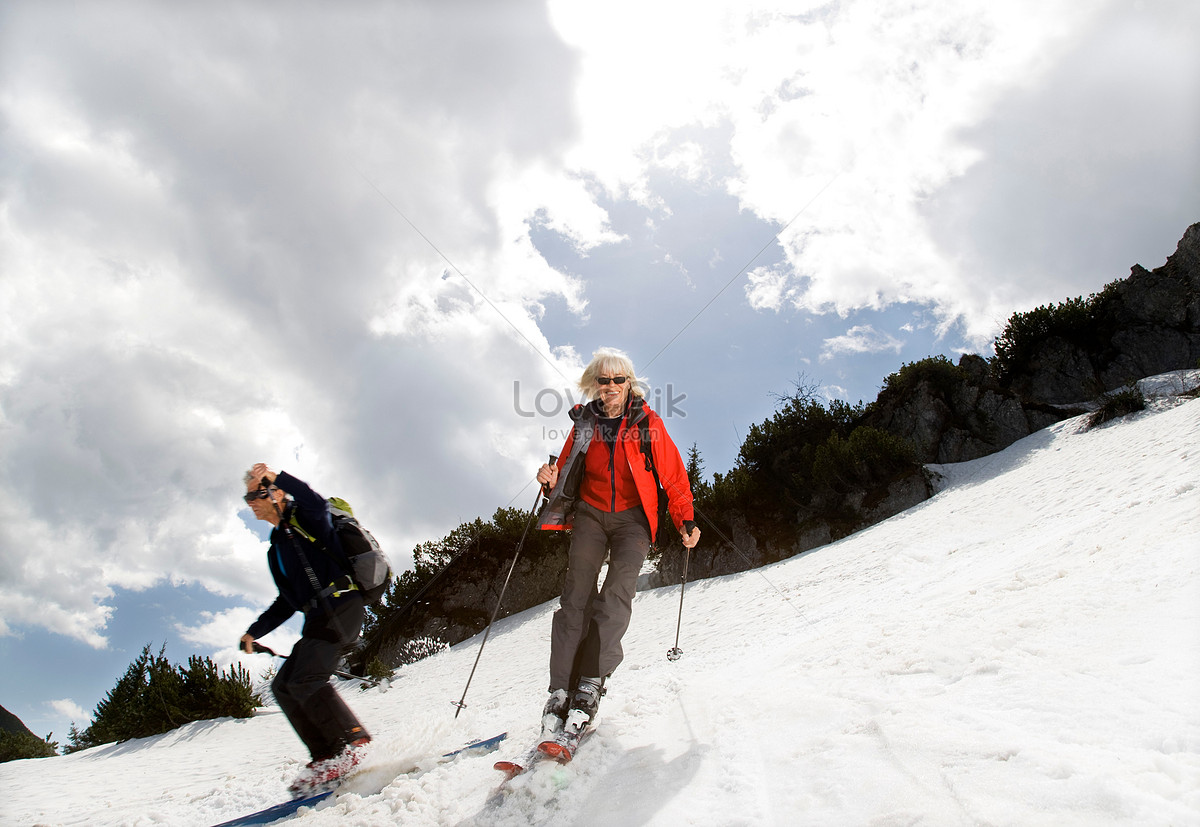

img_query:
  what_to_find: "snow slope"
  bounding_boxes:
[3,375,1198,827]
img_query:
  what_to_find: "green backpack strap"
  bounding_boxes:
[287,514,317,543]
[288,501,354,584]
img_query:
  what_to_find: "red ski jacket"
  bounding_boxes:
[537,397,694,540]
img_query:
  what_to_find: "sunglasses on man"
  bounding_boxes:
[596,375,627,385]
[243,488,277,503]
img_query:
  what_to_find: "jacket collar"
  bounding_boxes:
[574,396,647,425]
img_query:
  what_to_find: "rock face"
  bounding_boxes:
[360,520,568,671]
[866,223,1199,462]
[648,222,1200,587]
[393,552,567,647]
[642,467,937,589]
[862,354,1077,465]
[1005,223,1200,404]
[1,703,37,738]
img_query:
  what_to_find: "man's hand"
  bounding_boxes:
[681,520,701,549]
[249,463,277,487]
[239,633,255,654]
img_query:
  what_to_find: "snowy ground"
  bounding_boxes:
[4,372,1198,827]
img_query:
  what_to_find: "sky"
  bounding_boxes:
[1,0,1198,747]
[1,378,1196,825]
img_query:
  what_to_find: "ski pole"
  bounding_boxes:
[667,520,696,662]
[452,457,554,718]
[248,641,390,690]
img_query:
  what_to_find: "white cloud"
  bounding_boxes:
[0,1,584,646]
[820,384,851,402]
[745,264,792,311]
[820,325,905,361]
[720,0,1092,336]
[545,0,1195,348]
[176,607,259,652]
[48,699,90,726]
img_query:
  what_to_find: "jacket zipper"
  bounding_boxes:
[607,415,628,512]
[608,438,617,511]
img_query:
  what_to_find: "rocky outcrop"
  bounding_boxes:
[361,519,568,671]
[867,223,1199,462]
[862,354,1079,465]
[641,467,936,589]
[1,703,36,738]
[1005,223,1200,404]
[647,222,1200,587]
[386,551,567,649]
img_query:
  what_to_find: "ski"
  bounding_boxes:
[492,724,595,780]
[211,732,506,827]
[211,792,333,827]
[492,740,544,779]
[443,731,508,760]
[484,726,597,811]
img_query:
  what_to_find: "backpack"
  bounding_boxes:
[326,498,393,605]
[290,498,393,605]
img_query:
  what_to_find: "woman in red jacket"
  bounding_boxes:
[535,348,700,744]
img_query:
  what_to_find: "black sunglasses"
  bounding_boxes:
[243,488,275,503]
[596,375,627,385]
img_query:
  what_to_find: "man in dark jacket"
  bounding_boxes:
[238,462,370,796]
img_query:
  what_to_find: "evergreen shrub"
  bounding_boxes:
[0,730,58,762]
[1086,385,1146,429]
[65,644,260,753]
[992,282,1120,383]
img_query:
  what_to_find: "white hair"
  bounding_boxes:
[578,347,646,401]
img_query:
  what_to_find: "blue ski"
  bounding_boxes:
[210,792,333,827]
[211,732,506,827]
[444,731,507,759]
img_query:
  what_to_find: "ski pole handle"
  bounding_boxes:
[249,642,279,658]
[540,455,559,496]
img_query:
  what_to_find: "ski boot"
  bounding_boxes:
[540,688,569,741]
[287,737,371,798]
[562,676,603,739]
[538,677,602,762]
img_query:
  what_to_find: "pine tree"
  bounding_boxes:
[685,442,711,499]
[66,644,261,753]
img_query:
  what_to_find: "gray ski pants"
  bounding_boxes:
[549,501,652,691]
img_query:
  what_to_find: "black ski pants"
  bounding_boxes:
[273,595,369,762]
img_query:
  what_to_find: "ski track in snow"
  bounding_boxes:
[3,373,1198,827]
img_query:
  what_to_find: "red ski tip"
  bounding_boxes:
[493,760,524,778]
[537,741,573,763]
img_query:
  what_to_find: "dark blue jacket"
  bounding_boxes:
[246,471,355,639]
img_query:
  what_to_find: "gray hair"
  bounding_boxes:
[578,347,646,402]
[242,469,280,490]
